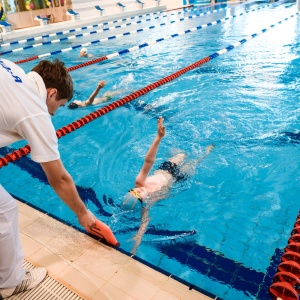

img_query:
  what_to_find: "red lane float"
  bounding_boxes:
[285,243,300,254]
[278,261,300,277]
[14,56,39,64]
[282,252,300,265]
[269,211,300,300]
[292,227,300,235]
[289,234,300,244]
[273,271,300,288]
[269,281,298,300]
[0,54,213,168]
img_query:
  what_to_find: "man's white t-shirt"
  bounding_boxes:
[0,58,60,163]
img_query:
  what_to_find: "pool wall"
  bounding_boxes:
[4,0,183,32]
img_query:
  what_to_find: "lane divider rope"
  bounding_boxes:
[0,12,296,168]
[2,0,228,49]
[0,14,174,55]
[0,10,166,47]
[0,2,215,48]
[3,5,234,57]
[3,1,226,48]
[269,211,300,299]
[13,3,279,65]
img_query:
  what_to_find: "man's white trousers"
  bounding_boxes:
[0,185,25,289]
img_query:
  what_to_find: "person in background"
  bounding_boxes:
[120,117,214,254]
[0,58,113,299]
[79,47,93,58]
[68,80,122,109]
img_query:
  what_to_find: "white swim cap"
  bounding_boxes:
[80,47,87,53]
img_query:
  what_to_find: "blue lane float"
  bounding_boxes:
[0,7,195,48]
[0,10,167,47]
[1,5,234,56]
[13,3,278,63]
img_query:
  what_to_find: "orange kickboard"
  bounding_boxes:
[86,219,120,247]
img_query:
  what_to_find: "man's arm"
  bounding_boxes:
[40,159,95,229]
[135,117,165,187]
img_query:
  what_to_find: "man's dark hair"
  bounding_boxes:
[31,59,73,101]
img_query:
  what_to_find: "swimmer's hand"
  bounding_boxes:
[157,116,166,138]
[98,80,106,89]
[206,144,214,154]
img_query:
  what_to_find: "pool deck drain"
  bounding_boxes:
[7,259,84,300]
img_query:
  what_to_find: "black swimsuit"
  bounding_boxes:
[158,161,186,182]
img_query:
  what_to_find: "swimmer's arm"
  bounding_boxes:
[131,207,150,254]
[135,136,161,186]
[135,117,165,187]
[85,80,106,106]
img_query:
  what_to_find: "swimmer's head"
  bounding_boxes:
[121,191,143,211]
[68,102,79,109]
[79,47,88,56]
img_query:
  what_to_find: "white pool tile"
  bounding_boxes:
[92,282,136,300]
[26,245,69,276]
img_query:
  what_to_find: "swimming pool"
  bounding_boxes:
[1,1,300,299]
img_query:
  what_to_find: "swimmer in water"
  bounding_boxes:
[120,117,214,253]
[68,80,122,109]
[79,47,94,58]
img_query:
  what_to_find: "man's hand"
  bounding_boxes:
[77,209,96,230]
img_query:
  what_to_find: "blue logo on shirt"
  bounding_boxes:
[0,59,22,83]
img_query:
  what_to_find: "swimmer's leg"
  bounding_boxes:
[180,145,214,175]
[92,97,109,105]
[199,145,214,163]
[168,153,186,166]
[103,90,125,98]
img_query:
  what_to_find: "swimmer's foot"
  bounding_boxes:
[206,145,214,154]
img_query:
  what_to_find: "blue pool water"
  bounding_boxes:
[1,1,300,299]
